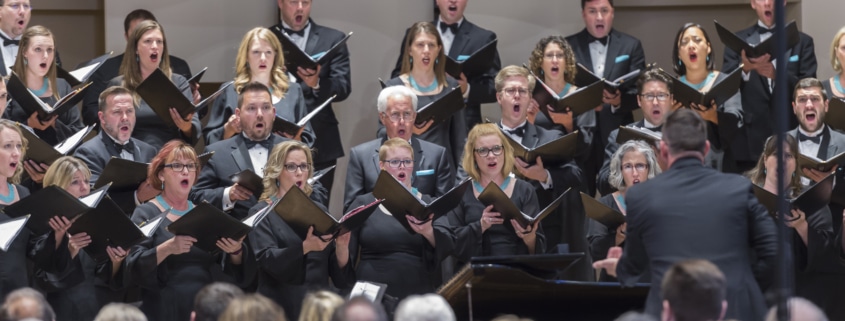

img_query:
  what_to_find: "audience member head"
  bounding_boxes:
[399,21,447,85]
[764,297,828,321]
[673,23,715,75]
[236,81,276,141]
[234,27,289,95]
[378,137,414,189]
[394,294,455,321]
[792,78,829,133]
[830,26,845,74]
[121,20,172,90]
[0,0,31,38]
[462,123,515,182]
[495,65,535,128]
[608,140,661,192]
[636,68,674,126]
[93,303,147,321]
[262,140,314,200]
[0,119,26,183]
[660,259,727,321]
[581,0,615,39]
[98,86,137,144]
[745,135,801,198]
[435,0,467,25]
[528,35,576,84]
[298,291,344,321]
[377,85,419,141]
[0,288,55,321]
[278,0,312,32]
[148,140,199,192]
[191,282,245,321]
[616,311,657,321]
[331,296,388,321]
[218,293,287,321]
[12,25,58,99]
[43,156,91,198]
[122,9,156,39]
[660,109,709,165]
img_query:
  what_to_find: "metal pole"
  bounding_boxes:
[773,0,793,320]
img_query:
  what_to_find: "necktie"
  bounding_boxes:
[0,34,18,47]
[114,140,135,155]
[798,132,821,144]
[588,34,608,46]
[439,21,459,34]
[283,27,305,37]
[506,125,526,137]
[245,138,274,150]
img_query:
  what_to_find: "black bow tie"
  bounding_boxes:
[0,34,18,47]
[798,132,821,144]
[756,25,774,35]
[283,27,306,38]
[505,125,526,137]
[439,21,459,34]
[114,140,135,155]
[588,34,608,46]
[245,137,274,150]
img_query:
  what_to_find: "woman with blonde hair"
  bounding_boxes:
[824,26,845,99]
[298,290,344,321]
[204,27,313,145]
[218,293,287,321]
[93,303,147,321]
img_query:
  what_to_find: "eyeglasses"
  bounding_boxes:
[622,163,648,172]
[6,2,31,11]
[640,93,670,101]
[502,87,529,97]
[795,96,823,105]
[383,159,413,168]
[474,145,504,157]
[678,37,705,47]
[383,111,414,123]
[544,52,566,60]
[165,163,198,172]
[283,163,311,173]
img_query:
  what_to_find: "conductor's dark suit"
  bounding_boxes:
[342,137,453,212]
[74,130,158,214]
[617,157,778,321]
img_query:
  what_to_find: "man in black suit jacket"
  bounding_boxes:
[0,0,30,76]
[494,65,590,279]
[594,109,777,321]
[343,85,453,212]
[788,78,845,186]
[391,0,500,130]
[74,86,158,214]
[191,82,292,220]
[722,0,817,172]
[80,9,193,126]
[566,0,646,194]
[271,0,351,206]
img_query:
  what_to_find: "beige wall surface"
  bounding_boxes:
[97,1,825,212]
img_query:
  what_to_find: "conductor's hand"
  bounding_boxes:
[480,205,503,233]
[592,246,623,278]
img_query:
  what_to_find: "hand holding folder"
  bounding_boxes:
[135,69,230,129]
[477,183,568,229]
[274,186,382,240]
[372,170,470,234]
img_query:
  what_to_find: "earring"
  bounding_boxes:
[409,57,413,66]
[136,55,139,62]
[677,60,682,66]
[276,180,280,187]
[706,56,710,63]
[435,58,439,65]
[23,58,27,66]
[160,181,164,190]
[763,169,767,176]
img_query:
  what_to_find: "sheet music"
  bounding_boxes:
[242,204,272,227]
[78,188,107,207]
[54,125,92,155]
[0,216,28,252]
[139,217,163,237]
[349,281,385,302]
[69,63,101,82]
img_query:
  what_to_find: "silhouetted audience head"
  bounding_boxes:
[394,294,455,321]
[330,297,388,321]
[191,282,245,321]
[298,291,344,321]
[489,315,533,321]
[660,259,726,321]
[616,311,657,321]
[764,297,828,321]
[0,288,55,321]
[218,293,286,321]
[93,303,147,321]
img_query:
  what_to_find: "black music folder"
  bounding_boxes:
[444,39,497,79]
[574,63,640,90]
[579,192,625,228]
[797,151,845,173]
[57,52,112,87]
[8,72,92,120]
[663,67,743,108]
[372,170,470,234]
[714,20,800,59]
[229,169,263,196]
[0,215,30,252]
[274,27,352,70]
[94,158,149,190]
[504,130,578,167]
[307,165,336,185]
[532,78,604,117]
[415,87,464,126]
[165,202,253,253]
[825,98,845,132]
[135,69,230,128]
[752,174,834,217]
[67,196,164,262]
[378,78,387,89]
[19,124,96,165]
[616,126,662,146]
[4,184,109,235]
[273,95,336,137]
[477,183,568,229]
[198,151,214,167]
[178,67,207,92]
[274,186,382,240]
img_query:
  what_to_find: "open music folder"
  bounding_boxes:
[19,124,95,165]
[135,68,230,129]
[273,95,336,137]
[57,52,112,87]
[531,77,604,117]
[579,192,625,228]
[661,66,743,108]
[504,130,578,167]
[274,186,381,240]
[165,201,255,253]
[3,184,110,235]
[372,170,470,234]
[574,63,640,91]
[7,71,91,120]
[477,183,568,229]
[714,20,800,59]
[67,196,164,262]
[752,173,834,217]
[273,27,352,71]
[444,39,498,79]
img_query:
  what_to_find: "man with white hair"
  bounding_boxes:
[394,294,456,321]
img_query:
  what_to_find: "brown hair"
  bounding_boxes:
[494,65,536,93]
[461,123,514,182]
[662,108,707,155]
[831,26,845,73]
[119,20,172,92]
[98,86,136,112]
[528,35,577,84]
[218,294,287,321]
[745,135,802,198]
[233,28,289,97]
[43,156,90,191]
[12,26,59,100]
[660,259,726,321]
[399,22,447,87]
[792,77,827,101]
[148,140,199,191]
[260,141,313,200]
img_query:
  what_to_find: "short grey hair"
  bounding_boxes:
[394,294,455,321]
[376,85,418,113]
[608,140,661,191]
[765,297,828,321]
